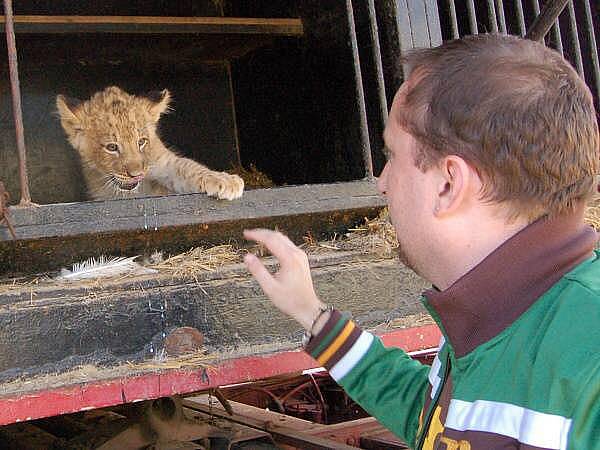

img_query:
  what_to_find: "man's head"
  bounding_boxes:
[378,34,599,285]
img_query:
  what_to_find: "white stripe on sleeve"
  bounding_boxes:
[329,331,374,381]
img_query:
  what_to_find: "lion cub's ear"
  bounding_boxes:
[144,89,171,122]
[56,94,83,135]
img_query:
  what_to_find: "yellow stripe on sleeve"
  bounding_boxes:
[317,321,355,366]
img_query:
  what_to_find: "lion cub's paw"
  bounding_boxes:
[203,172,244,200]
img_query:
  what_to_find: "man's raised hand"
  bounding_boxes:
[243,229,326,331]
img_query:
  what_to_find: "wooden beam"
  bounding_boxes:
[0,181,385,274]
[0,15,304,35]
[0,250,429,374]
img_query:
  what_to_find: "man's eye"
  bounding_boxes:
[138,137,148,150]
[383,146,392,160]
[105,143,119,153]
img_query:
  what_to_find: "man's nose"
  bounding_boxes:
[376,162,388,195]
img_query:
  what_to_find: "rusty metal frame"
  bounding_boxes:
[2,0,34,208]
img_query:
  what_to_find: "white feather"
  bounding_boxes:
[57,255,157,281]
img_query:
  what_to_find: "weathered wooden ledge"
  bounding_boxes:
[0,249,429,386]
[0,181,386,274]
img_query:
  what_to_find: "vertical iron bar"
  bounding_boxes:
[552,18,564,55]
[346,0,373,179]
[496,0,507,33]
[515,0,526,36]
[566,0,584,77]
[367,0,388,125]
[466,0,478,34]
[582,0,599,97]
[487,0,498,33]
[3,0,33,206]
[448,0,460,39]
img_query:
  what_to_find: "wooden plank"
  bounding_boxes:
[184,396,360,449]
[0,326,440,426]
[0,181,386,274]
[0,15,304,35]
[0,250,429,374]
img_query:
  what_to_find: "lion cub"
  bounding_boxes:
[56,86,244,201]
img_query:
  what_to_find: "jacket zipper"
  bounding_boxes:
[416,352,452,450]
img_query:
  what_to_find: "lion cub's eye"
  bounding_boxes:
[138,137,148,151]
[105,143,120,154]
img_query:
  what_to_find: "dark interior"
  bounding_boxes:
[0,0,390,205]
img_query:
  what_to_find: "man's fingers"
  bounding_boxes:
[243,229,298,261]
[244,253,277,294]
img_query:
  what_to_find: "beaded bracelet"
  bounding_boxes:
[301,304,333,347]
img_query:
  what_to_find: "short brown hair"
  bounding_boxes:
[395,34,599,220]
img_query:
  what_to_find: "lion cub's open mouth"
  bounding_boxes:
[113,175,143,191]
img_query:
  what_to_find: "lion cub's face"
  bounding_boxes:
[56,86,170,192]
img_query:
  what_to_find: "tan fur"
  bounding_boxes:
[56,86,244,201]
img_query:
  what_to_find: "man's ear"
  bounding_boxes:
[56,94,83,135]
[434,155,478,217]
[145,89,171,122]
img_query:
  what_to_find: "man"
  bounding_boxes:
[244,34,599,449]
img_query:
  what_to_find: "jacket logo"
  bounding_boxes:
[423,406,471,450]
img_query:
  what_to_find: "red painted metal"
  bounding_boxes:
[0,324,441,426]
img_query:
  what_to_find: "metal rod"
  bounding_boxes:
[566,0,584,76]
[367,0,388,126]
[582,0,600,97]
[3,0,33,206]
[448,0,460,39]
[552,18,564,56]
[496,0,507,33]
[525,0,569,42]
[487,0,498,33]
[466,0,478,34]
[515,0,526,36]
[346,0,373,179]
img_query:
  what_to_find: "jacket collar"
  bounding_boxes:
[423,210,598,358]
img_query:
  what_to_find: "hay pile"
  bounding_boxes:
[149,244,242,279]
[229,163,275,190]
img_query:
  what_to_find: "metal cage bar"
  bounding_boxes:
[367,0,389,125]
[466,0,479,34]
[3,0,33,207]
[566,0,584,77]
[582,0,600,98]
[552,18,564,56]
[515,0,526,36]
[496,0,507,33]
[346,0,373,179]
[448,0,460,39]
[487,0,498,33]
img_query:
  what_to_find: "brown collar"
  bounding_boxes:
[424,211,598,358]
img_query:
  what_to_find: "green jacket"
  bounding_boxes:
[306,214,599,449]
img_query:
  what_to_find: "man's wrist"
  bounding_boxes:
[298,301,327,331]
[300,303,332,346]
